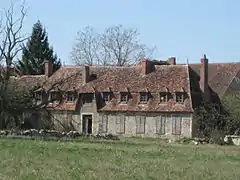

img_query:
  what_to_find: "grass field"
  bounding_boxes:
[0,137,239,180]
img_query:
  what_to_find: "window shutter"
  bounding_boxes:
[172,115,182,135]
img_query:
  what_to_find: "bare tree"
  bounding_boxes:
[0,0,27,70]
[71,25,155,66]
[0,1,28,128]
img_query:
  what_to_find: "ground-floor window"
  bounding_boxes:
[172,115,182,135]
[99,115,108,133]
[136,116,145,134]
[156,115,166,135]
[116,115,125,134]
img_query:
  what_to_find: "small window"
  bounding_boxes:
[102,92,110,102]
[176,92,184,103]
[66,92,76,103]
[82,93,94,103]
[120,92,128,103]
[140,92,149,103]
[49,91,61,102]
[172,115,182,135]
[136,116,145,134]
[159,92,169,103]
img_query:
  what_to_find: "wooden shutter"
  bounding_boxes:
[172,115,182,135]
[156,116,166,135]
[116,115,125,134]
[99,115,108,133]
[136,116,145,134]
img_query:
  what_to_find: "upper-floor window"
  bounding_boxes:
[82,93,94,103]
[176,92,185,104]
[159,92,169,103]
[102,92,111,102]
[120,92,128,103]
[139,92,149,103]
[49,91,61,102]
[66,92,76,103]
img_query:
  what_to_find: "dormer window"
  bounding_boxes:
[66,92,76,103]
[82,93,94,103]
[49,91,61,102]
[102,92,111,102]
[176,92,185,104]
[159,92,169,103]
[140,92,149,103]
[120,92,128,103]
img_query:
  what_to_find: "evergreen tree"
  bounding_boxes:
[18,20,61,75]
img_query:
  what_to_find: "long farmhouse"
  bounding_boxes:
[15,55,240,138]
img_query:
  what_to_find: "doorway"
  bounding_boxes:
[82,115,92,134]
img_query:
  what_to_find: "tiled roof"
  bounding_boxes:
[189,62,240,96]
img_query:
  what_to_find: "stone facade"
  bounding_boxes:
[50,107,193,139]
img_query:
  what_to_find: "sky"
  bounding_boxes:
[2,0,240,64]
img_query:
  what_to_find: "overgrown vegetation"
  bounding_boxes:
[194,100,240,143]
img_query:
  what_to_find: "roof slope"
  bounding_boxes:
[189,62,240,96]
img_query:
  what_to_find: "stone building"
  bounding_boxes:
[15,55,240,138]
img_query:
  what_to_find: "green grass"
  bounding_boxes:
[0,137,239,180]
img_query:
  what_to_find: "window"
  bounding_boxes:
[49,91,61,102]
[136,116,145,134]
[176,92,184,103]
[172,115,182,135]
[35,91,42,101]
[66,92,75,103]
[99,115,108,133]
[102,92,110,102]
[82,93,94,103]
[116,115,125,134]
[120,92,128,103]
[156,115,166,135]
[140,92,149,103]
[159,92,169,103]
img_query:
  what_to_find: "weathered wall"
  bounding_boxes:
[46,107,193,139]
[98,113,193,139]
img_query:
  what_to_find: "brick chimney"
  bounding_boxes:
[139,59,155,76]
[168,57,176,65]
[82,66,90,84]
[44,59,53,77]
[200,54,209,101]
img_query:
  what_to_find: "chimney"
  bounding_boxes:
[200,54,209,101]
[44,59,53,77]
[83,66,90,84]
[168,57,176,65]
[139,59,154,76]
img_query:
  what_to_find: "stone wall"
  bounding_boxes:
[47,110,193,139]
[99,113,193,139]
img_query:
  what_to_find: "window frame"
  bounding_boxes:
[139,92,149,103]
[66,92,76,103]
[176,92,185,104]
[120,92,128,103]
[159,92,169,103]
[102,92,111,102]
